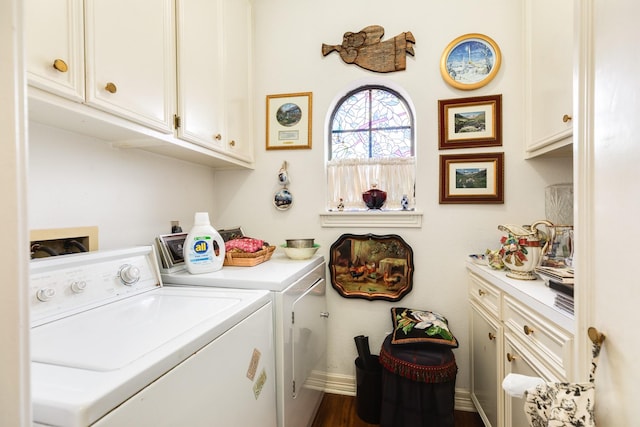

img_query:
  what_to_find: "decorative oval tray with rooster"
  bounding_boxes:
[329,233,414,301]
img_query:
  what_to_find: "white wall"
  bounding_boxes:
[28,122,219,248]
[214,0,573,394]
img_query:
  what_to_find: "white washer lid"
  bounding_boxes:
[32,289,241,371]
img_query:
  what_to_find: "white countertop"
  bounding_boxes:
[466,261,575,332]
[161,253,325,292]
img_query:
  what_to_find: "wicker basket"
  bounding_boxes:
[223,245,276,267]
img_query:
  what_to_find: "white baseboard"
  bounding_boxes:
[314,371,478,413]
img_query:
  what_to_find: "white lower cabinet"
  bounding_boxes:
[470,301,502,427]
[468,263,574,427]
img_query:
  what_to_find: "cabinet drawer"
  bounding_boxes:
[469,272,501,318]
[503,295,573,379]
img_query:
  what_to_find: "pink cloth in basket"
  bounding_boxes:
[225,238,264,253]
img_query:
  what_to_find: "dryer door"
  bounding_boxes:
[291,277,327,398]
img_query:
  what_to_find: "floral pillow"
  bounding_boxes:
[390,307,458,348]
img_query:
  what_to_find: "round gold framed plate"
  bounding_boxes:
[440,33,502,90]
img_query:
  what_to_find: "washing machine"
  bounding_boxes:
[162,253,328,427]
[30,246,276,427]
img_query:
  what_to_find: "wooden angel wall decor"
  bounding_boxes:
[322,25,415,73]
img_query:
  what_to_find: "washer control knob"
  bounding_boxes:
[70,281,87,293]
[36,288,56,302]
[118,264,141,286]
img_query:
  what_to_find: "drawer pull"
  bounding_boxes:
[523,325,534,335]
[214,134,222,141]
[488,332,496,341]
[105,82,117,93]
[563,114,572,123]
[506,352,517,362]
[478,289,486,296]
[53,59,68,72]
[320,312,330,318]
[229,140,236,147]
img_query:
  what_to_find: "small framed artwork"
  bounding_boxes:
[156,233,187,268]
[440,33,502,90]
[439,152,504,204]
[439,94,502,149]
[329,233,414,302]
[266,92,312,150]
[218,226,245,242]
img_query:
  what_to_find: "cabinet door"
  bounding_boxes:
[25,0,84,101]
[175,0,225,151]
[221,0,254,162]
[524,0,573,156]
[504,334,561,427]
[291,278,327,398]
[85,0,175,133]
[470,302,502,427]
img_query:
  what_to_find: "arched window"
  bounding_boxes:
[327,85,416,211]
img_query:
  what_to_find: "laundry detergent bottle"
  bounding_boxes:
[184,212,226,274]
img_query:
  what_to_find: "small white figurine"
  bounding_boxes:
[401,194,409,210]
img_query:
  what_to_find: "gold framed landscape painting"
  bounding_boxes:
[439,152,504,204]
[439,94,502,149]
[265,92,312,150]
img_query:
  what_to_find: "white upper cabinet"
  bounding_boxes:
[25,0,85,102]
[221,0,254,162]
[24,0,254,169]
[176,0,254,163]
[524,0,573,158]
[85,0,175,133]
[175,0,224,151]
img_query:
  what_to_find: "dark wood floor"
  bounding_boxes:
[311,393,484,427]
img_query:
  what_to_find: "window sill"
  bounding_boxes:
[319,210,423,228]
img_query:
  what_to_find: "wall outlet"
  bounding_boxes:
[30,226,99,259]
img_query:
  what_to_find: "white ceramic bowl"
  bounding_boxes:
[281,244,320,260]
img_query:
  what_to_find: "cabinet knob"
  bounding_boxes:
[506,352,517,362]
[320,312,330,318]
[478,289,486,296]
[523,325,534,335]
[105,82,117,93]
[214,134,222,141]
[52,59,68,73]
[229,140,236,147]
[488,332,496,341]
[563,114,572,123]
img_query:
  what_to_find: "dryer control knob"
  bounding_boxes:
[70,281,87,293]
[36,288,56,302]
[118,264,141,286]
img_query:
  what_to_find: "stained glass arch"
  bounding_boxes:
[329,85,415,160]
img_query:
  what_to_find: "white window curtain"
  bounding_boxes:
[327,157,415,211]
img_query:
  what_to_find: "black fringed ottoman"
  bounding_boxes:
[379,334,458,427]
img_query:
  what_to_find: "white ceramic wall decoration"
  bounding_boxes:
[274,161,293,210]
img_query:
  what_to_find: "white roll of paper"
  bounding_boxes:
[501,373,545,398]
